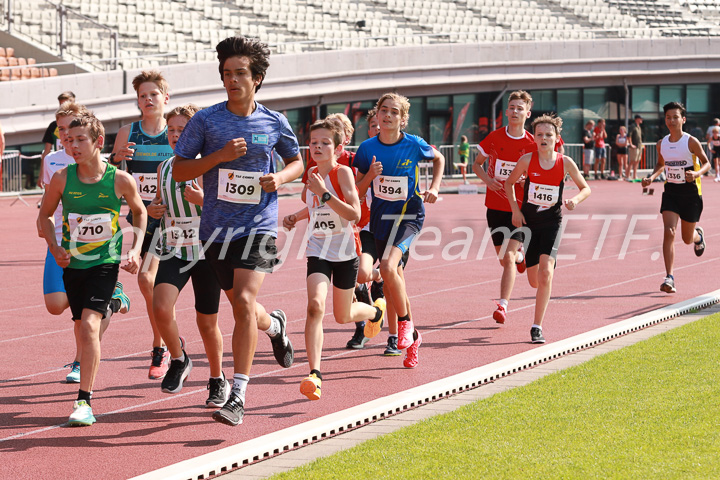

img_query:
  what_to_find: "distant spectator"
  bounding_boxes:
[628,115,643,181]
[39,91,76,187]
[706,118,720,159]
[593,118,607,179]
[709,126,720,182]
[457,135,469,184]
[582,120,595,178]
[615,125,629,180]
[689,122,704,142]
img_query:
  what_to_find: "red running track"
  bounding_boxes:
[1,180,719,479]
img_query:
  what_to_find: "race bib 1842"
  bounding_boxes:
[218,169,262,204]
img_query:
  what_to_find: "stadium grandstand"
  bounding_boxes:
[1,0,719,193]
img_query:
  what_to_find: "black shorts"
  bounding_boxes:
[307,256,359,290]
[616,147,627,155]
[204,234,280,291]
[458,156,468,164]
[375,222,417,267]
[360,229,409,268]
[660,192,703,223]
[154,256,222,315]
[486,208,526,247]
[525,223,561,268]
[127,209,162,256]
[63,263,120,321]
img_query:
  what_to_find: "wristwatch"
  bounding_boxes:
[321,192,332,204]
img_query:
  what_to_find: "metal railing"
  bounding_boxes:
[1,150,22,193]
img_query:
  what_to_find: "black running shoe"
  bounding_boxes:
[660,275,676,294]
[161,351,192,394]
[694,226,705,257]
[530,327,545,344]
[355,283,371,305]
[269,310,294,368]
[346,322,369,349]
[206,373,230,408]
[212,391,244,426]
[370,280,384,302]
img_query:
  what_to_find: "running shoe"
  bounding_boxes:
[530,326,545,344]
[206,373,231,408]
[363,298,386,339]
[493,303,507,324]
[300,373,322,401]
[403,330,422,368]
[65,361,80,383]
[694,226,705,257]
[269,309,294,368]
[346,322,369,349]
[111,281,130,314]
[68,400,96,426]
[397,318,415,350]
[660,275,676,294]
[516,247,526,274]
[354,283,371,305]
[370,280,384,302]
[384,336,401,356]
[148,346,170,380]
[212,391,244,426]
[161,351,192,394]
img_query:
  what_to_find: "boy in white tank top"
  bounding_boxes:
[642,102,710,294]
[283,119,386,401]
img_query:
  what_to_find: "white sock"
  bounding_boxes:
[232,374,249,403]
[389,334,398,339]
[264,315,281,338]
[498,299,509,309]
[516,251,524,263]
[210,374,224,381]
[532,324,542,330]
[173,352,185,363]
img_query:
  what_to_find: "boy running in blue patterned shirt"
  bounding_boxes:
[109,70,175,380]
[38,113,146,426]
[173,36,303,426]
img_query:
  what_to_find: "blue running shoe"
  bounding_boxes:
[68,400,96,426]
[111,281,130,314]
[65,361,80,383]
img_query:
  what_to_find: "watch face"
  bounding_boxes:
[322,192,331,203]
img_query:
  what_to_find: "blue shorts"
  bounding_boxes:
[375,222,420,265]
[43,248,66,295]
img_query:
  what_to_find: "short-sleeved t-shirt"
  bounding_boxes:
[594,126,606,148]
[43,121,61,150]
[353,133,434,241]
[174,101,300,242]
[478,127,536,212]
[629,124,643,148]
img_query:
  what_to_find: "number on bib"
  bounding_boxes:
[665,166,685,184]
[311,208,344,236]
[218,169,262,204]
[528,183,560,208]
[132,173,158,201]
[68,213,113,243]
[494,159,517,181]
[373,175,408,201]
[166,217,201,247]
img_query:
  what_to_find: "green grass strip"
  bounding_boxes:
[272,313,720,480]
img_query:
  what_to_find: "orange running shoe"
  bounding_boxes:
[300,373,322,400]
[363,298,386,339]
